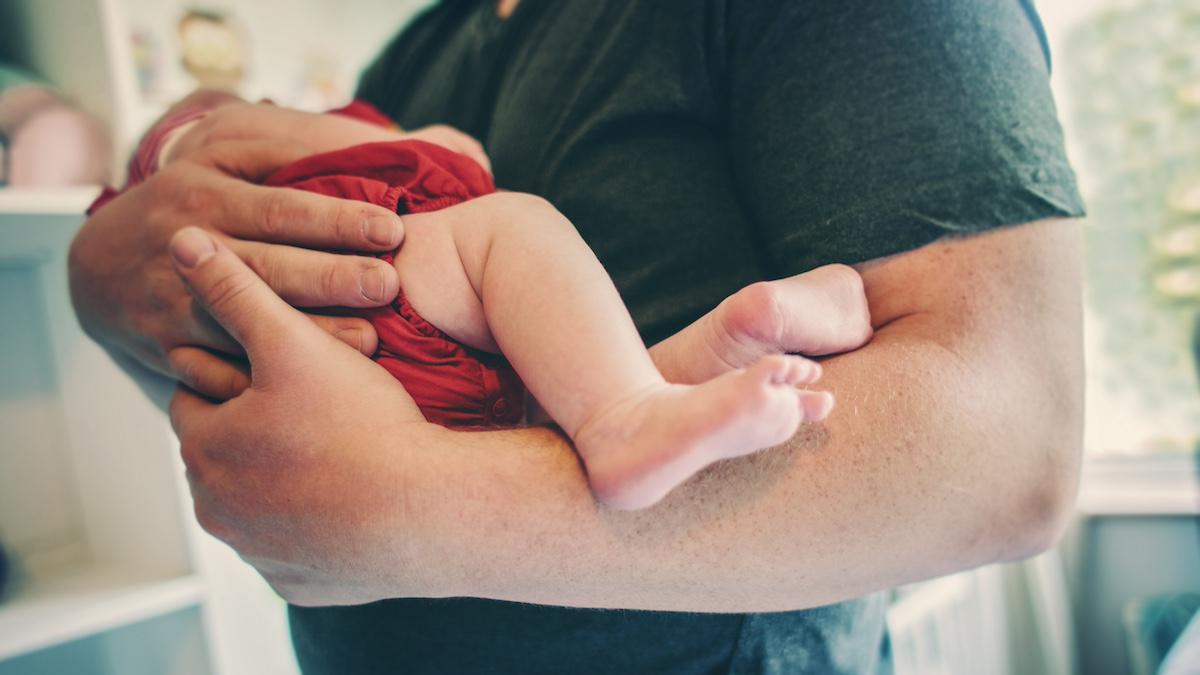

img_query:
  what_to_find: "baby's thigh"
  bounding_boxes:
[391,212,496,353]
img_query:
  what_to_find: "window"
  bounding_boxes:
[1046,0,1200,460]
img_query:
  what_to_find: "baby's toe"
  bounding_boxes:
[799,391,835,422]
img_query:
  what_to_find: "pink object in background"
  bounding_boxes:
[0,84,111,186]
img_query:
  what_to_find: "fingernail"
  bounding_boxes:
[169,228,216,269]
[364,214,401,247]
[359,267,386,302]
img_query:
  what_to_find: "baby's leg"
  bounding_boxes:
[649,265,874,385]
[395,194,818,509]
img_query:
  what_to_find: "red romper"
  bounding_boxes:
[263,107,526,428]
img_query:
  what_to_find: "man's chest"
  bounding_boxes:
[389,3,725,191]
[379,1,768,341]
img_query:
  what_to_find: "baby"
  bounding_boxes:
[263,108,868,510]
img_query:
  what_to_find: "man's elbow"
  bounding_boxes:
[996,380,1084,561]
[1007,455,1079,560]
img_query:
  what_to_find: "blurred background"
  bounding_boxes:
[0,0,1196,673]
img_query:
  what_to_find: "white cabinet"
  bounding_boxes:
[0,190,300,674]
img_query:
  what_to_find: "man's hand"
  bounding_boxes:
[165,226,430,605]
[68,138,405,382]
[165,101,492,172]
[70,95,493,395]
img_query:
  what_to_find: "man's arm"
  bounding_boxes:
[379,218,1083,611]
[167,209,1083,611]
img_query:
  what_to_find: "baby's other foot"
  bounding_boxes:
[576,355,831,511]
[717,264,872,365]
[650,265,871,384]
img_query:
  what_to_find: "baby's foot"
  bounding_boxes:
[651,264,872,384]
[575,355,832,510]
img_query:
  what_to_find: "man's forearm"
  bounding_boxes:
[396,327,1069,611]
[388,220,1084,612]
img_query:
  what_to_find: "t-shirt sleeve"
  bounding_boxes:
[725,0,1086,275]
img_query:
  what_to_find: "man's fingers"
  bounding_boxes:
[306,314,379,355]
[168,385,218,442]
[168,227,320,363]
[189,138,314,182]
[198,104,401,159]
[191,138,406,253]
[221,180,404,252]
[224,238,400,308]
[168,346,251,401]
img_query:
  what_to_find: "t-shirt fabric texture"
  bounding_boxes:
[288,1,1085,674]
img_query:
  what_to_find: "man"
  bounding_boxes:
[69,0,1086,672]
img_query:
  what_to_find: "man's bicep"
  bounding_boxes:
[852,217,1086,547]
[855,218,1083,343]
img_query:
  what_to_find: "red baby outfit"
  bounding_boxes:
[264,137,526,428]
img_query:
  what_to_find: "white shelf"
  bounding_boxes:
[0,187,101,216]
[0,564,205,661]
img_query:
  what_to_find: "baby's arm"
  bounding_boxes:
[648,265,873,385]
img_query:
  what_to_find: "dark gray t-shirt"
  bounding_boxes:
[289,1,1084,673]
